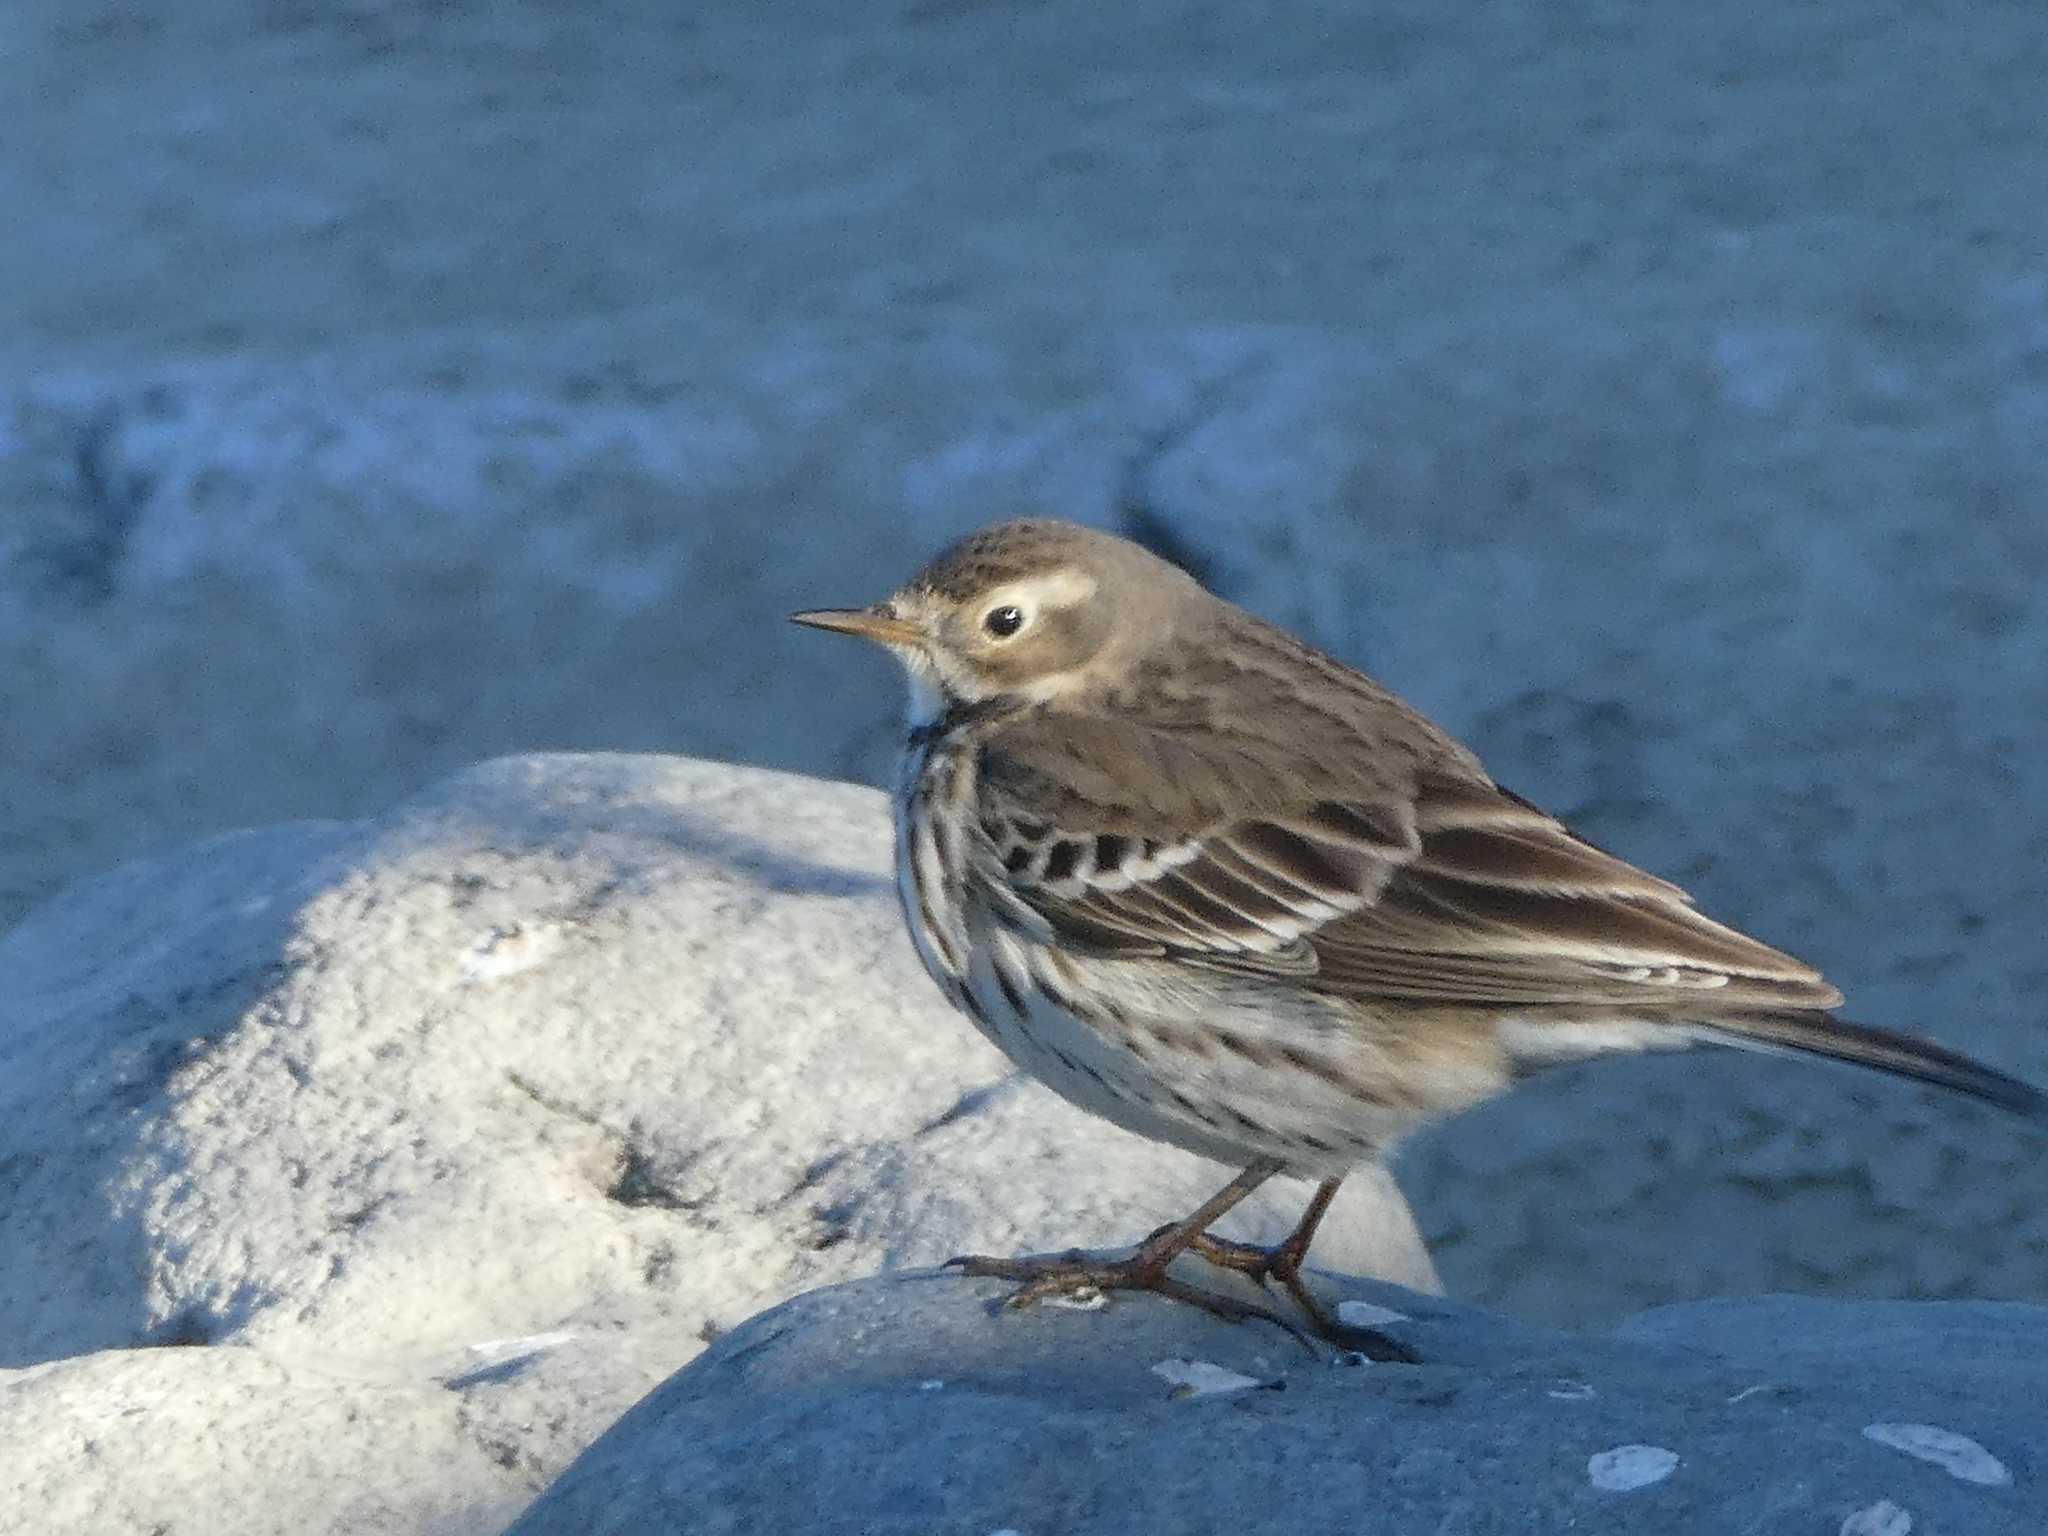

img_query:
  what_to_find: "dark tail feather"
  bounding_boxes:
[1699,1011,2048,1123]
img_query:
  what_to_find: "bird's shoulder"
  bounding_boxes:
[972,612,1472,833]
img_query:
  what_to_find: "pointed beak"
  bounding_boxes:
[787,604,923,649]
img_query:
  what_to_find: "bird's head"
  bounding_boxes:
[790,519,1201,724]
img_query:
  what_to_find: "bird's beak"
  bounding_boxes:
[787,604,923,649]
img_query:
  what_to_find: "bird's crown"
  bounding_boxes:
[792,519,1203,708]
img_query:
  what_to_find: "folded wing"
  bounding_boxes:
[976,717,1841,1013]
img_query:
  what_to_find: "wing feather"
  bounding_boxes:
[976,717,1841,1012]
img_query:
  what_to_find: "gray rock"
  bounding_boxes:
[508,1276,2045,1536]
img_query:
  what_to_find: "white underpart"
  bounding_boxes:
[899,655,946,730]
[958,935,1143,1131]
[950,919,1477,1174]
[1499,1017,1693,1070]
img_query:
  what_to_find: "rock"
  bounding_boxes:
[0,752,1434,1534]
[507,1276,2045,1536]
[0,1345,524,1536]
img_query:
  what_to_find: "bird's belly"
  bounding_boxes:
[951,925,1450,1178]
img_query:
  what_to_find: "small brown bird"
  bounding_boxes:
[793,519,2043,1355]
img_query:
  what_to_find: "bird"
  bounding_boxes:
[790,518,2045,1356]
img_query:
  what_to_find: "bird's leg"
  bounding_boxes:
[948,1161,1317,1345]
[1183,1174,1341,1280]
[1183,1176,1419,1363]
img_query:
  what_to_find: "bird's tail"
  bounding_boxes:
[1698,1011,2047,1123]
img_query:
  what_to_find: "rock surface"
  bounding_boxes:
[0,752,1433,1535]
[507,1273,2045,1535]
[0,1345,522,1536]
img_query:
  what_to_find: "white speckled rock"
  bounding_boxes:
[507,1281,2047,1535]
[0,752,1435,1535]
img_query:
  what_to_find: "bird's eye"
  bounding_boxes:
[983,604,1026,638]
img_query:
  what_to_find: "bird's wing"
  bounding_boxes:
[974,714,1842,1011]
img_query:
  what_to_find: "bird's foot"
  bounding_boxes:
[1161,1229,1419,1364]
[945,1243,1318,1350]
